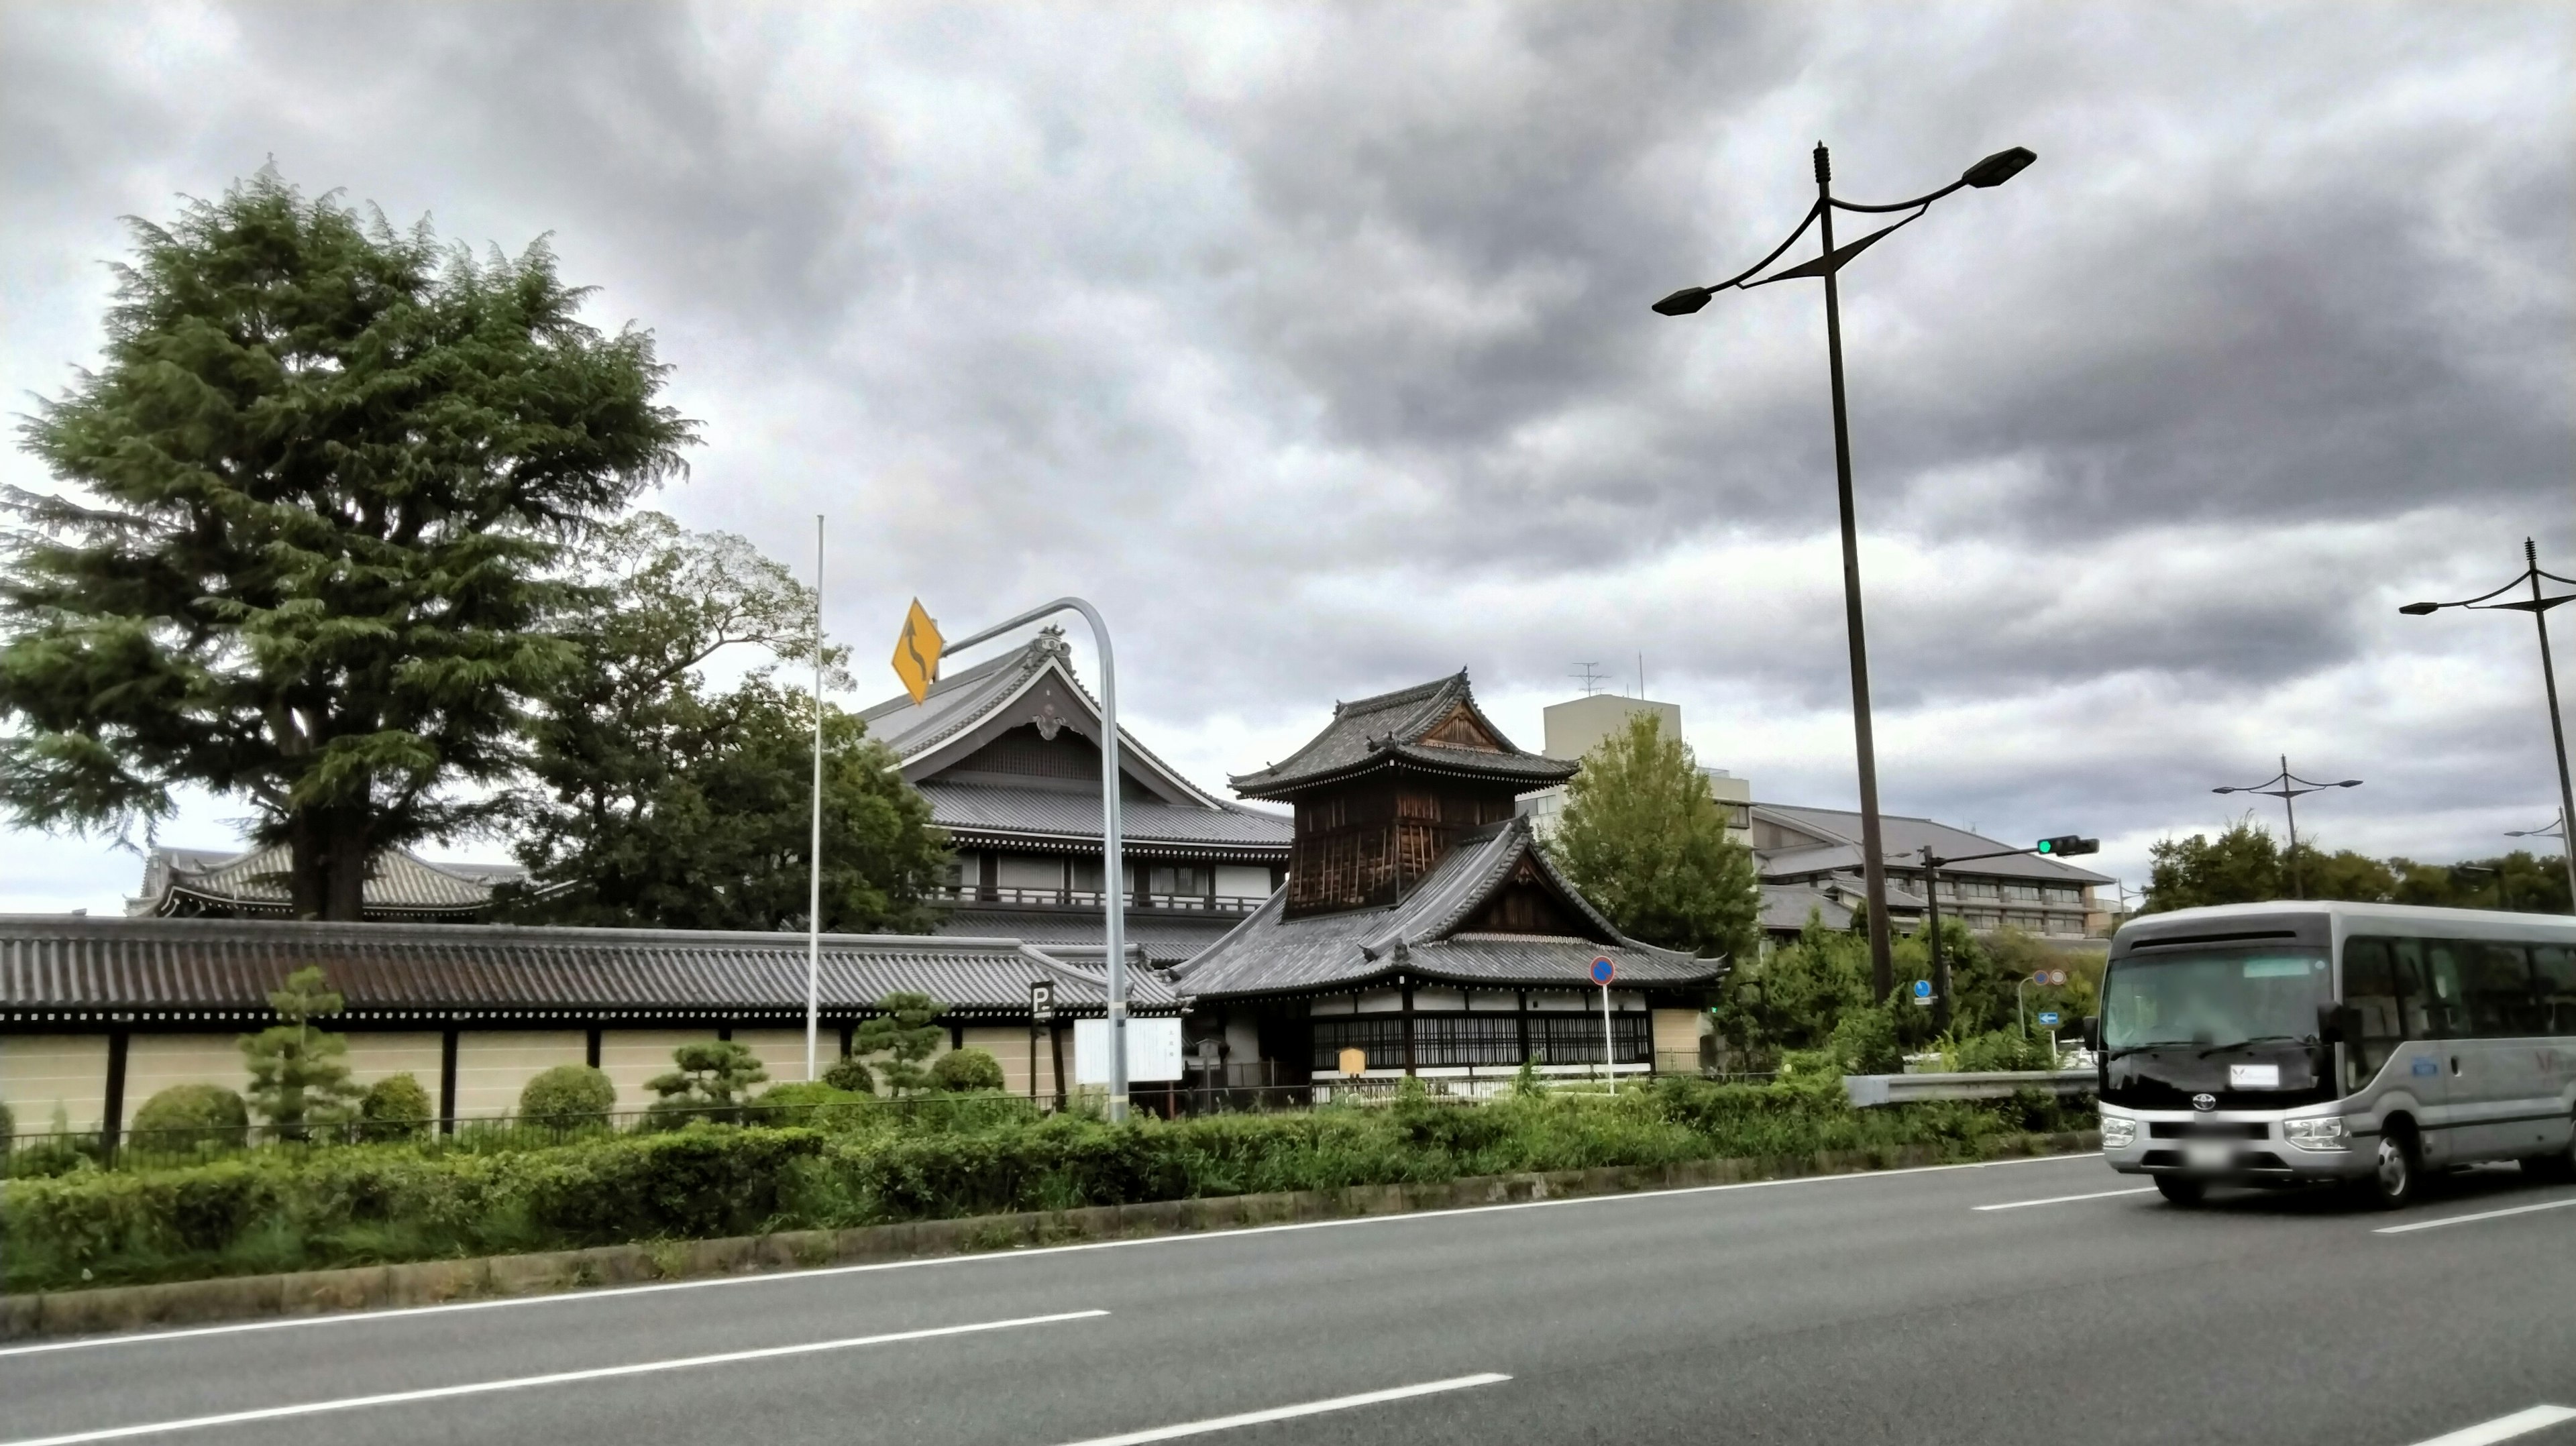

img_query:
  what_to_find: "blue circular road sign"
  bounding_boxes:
[1590,957,1617,985]
[1913,979,1933,999]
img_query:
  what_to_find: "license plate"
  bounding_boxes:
[2184,1142,2233,1170]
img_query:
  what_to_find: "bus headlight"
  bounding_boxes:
[2282,1117,2349,1152]
[2100,1114,2137,1149]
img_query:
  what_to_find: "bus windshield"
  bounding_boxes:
[2101,946,2331,1053]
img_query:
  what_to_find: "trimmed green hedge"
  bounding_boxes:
[1,1080,2086,1294]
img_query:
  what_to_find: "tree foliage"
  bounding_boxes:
[2146,818,2570,914]
[928,1048,1006,1093]
[0,170,694,917]
[644,1042,769,1123]
[1547,713,1761,960]
[498,513,947,932]
[518,1064,616,1127]
[855,991,947,1097]
[129,1084,250,1151]
[356,1074,433,1142]
[239,966,358,1137]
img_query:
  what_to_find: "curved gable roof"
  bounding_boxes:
[856,629,1240,814]
[1230,671,1576,799]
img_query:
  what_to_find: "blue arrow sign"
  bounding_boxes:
[2038,1011,2061,1027]
[1913,980,1932,999]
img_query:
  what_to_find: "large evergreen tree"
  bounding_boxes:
[1,172,694,917]
[1547,712,1761,960]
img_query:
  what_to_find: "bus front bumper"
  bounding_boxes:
[2100,1107,2377,1184]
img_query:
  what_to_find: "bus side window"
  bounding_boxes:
[2419,940,2471,1039]
[2463,943,2540,1038]
[2535,946,2576,1035]
[2341,938,2406,1080]
[2391,938,2442,1040]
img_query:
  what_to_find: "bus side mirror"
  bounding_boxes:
[2080,1016,2100,1051]
[2317,1004,2361,1046]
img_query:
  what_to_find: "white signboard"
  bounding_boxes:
[1074,1015,1184,1084]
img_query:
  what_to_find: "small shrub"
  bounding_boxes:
[357,1074,434,1142]
[519,1065,617,1129]
[0,1099,13,1136]
[928,1048,1005,1093]
[129,1084,251,1153]
[821,1056,876,1094]
[747,1082,873,1129]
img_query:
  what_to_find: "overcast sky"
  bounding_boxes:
[3,1,2571,913]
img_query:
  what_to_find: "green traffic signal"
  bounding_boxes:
[2036,835,2099,857]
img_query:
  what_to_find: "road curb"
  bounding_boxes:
[1,1129,2098,1341]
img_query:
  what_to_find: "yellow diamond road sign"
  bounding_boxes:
[892,598,944,705]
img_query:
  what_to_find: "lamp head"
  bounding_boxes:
[2398,602,2440,616]
[1652,286,1715,317]
[1962,146,2037,188]
[2337,780,2363,788]
[2212,787,2237,795]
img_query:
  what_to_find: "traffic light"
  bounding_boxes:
[2035,835,2099,857]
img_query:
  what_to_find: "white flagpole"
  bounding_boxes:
[806,514,824,1083]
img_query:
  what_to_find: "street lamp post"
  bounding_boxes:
[2451,862,2510,913]
[1653,142,2035,1003]
[2402,539,2576,910]
[2211,758,2362,900]
[934,598,1132,1123]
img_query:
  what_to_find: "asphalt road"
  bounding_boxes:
[5,1152,2574,1446]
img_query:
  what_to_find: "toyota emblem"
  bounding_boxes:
[2192,1093,2218,1111]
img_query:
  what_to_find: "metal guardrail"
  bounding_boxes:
[1841,1069,2098,1107]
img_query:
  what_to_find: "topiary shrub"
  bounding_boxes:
[928,1048,1006,1093]
[129,1084,250,1153]
[0,1099,13,1137]
[820,1055,875,1094]
[518,1064,616,1131]
[357,1073,434,1142]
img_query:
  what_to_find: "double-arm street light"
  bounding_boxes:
[1654,141,2036,1003]
[2211,757,2361,900]
[2401,539,2576,909]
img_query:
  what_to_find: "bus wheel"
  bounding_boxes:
[2153,1176,2205,1207]
[2363,1129,2419,1209]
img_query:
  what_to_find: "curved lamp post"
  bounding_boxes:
[936,598,1132,1123]
[1652,142,2035,1002]
[2212,757,2361,901]
[2401,539,2576,909]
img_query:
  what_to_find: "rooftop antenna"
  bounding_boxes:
[1571,661,1607,697]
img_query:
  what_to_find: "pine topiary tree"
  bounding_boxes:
[854,992,947,1097]
[239,966,360,1139]
[644,1041,768,1125]
[928,1048,1005,1093]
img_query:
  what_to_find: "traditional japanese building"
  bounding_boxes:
[1171,673,1728,1091]
[125,844,525,923]
[857,626,1291,965]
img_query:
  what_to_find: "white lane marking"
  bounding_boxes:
[1972,1186,2158,1212]
[1051,1373,1512,1446]
[0,1309,1106,1446]
[2376,1196,2576,1235]
[0,1150,2100,1357]
[2403,1404,2576,1446]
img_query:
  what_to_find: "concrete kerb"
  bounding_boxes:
[1,1129,2098,1341]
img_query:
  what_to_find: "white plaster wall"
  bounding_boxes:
[122,1034,248,1111]
[0,1036,109,1133]
[1214,865,1272,899]
[454,1032,587,1119]
[996,856,1064,891]
[597,1030,716,1110]
[728,1030,814,1086]
[961,1025,1055,1098]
